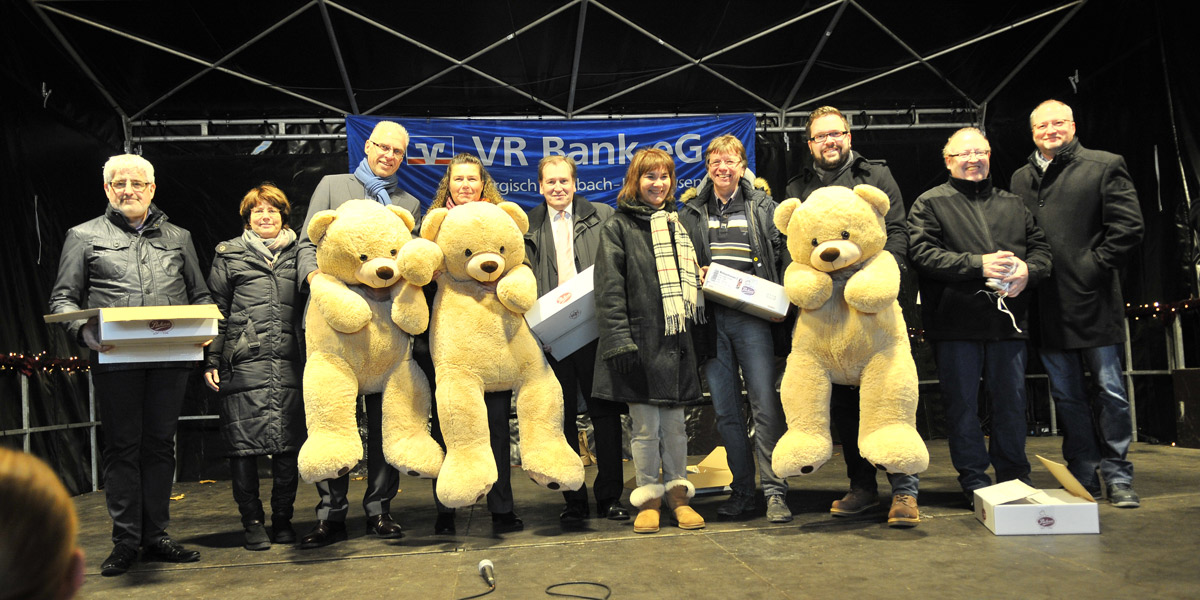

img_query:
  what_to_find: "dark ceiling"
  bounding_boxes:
[16,0,1087,123]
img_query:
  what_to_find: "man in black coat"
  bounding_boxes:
[785,106,919,522]
[524,155,628,523]
[1011,100,1145,507]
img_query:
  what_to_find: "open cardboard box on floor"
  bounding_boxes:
[624,446,733,494]
[974,455,1099,535]
[701,263,789,321]
[44,305,222,365]
[525,266,597,361]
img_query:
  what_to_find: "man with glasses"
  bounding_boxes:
[784,105,921,526]
[908,128,1052,509]
[295,120,421,547]
[680,134,791,522]
[49,154,212,575]
[1011,100,1144,508]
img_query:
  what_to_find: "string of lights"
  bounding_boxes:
[0,352,90,376]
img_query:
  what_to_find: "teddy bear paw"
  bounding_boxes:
[384,435,444,479]
[521,442,585,492]
[859,424,930,475]
[435,445,498,508]
[297,432,363,483]
[770,429,832,478]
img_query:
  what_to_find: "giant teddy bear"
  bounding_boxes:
[298,199,444,484]
[399,200,585,508]
[771,184,929,478]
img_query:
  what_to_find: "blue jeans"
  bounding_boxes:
[628,404,688,487]
[1039,344,1133,492]
[831,385,920,497]
[704,306,787,497]
[935,340,1032,493]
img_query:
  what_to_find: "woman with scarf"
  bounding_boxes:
[204,184,306,551]
[419,153,524,535]
[593,148,710,534]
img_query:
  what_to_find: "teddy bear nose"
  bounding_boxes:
[480,261,498,274]
[375,265,395,280]
[820,248,840,262]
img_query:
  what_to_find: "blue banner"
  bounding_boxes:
[345,114,757,211]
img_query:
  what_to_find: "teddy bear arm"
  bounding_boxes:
[390,282,429,335]
[784,262,833,310]
[496,264,538,314]
[844,251,901,314]
[397,238,444,286]
[310,274,371,333]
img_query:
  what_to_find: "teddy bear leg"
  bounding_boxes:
[772,352,834,477]
[433,373,498,509]
[380,356,443,479]
[297,351,364,483]
[857,350,930,475]
[514,366,585,492]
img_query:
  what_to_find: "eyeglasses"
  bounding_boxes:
[810,131,848,143]
[1033,119,1072,132]
[368,139,404,157]
[707,159,741,168]
[947,149,991,159]
[109,180,148,192]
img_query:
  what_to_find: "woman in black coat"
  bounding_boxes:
[204,184,306,550]
[593,148,707,534]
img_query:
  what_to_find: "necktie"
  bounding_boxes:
[556,210,576,285]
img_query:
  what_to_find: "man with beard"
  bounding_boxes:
[784,106,920,527]
[1010,100,1144,508]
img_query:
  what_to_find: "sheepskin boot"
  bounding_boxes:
[664,479,705,530]
[630,483,664,534]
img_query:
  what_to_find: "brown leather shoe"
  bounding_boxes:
[887,494,920,528]
[831,488,878,516]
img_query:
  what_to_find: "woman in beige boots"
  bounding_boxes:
[592,148,709,533]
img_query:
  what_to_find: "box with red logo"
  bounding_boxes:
[45,305,222,365]
[974,455,1099,535]
[524,266,597,361]
[701,262,789,320]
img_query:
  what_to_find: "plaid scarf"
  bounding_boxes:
[650,210,701,335]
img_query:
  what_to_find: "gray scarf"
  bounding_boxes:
[241,228,296,267]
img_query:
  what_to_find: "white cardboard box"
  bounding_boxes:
[702,262,789,320]
[525,266,598,361]
[974,455,1099,535]
[45,305,222,364]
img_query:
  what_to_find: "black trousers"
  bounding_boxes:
[312,393,400,521]
[230,452,299,526]
[430,391,515,514]
[92,366,190,549]
[552,341,626,509]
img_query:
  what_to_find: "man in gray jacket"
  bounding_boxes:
[295,120,421,547]
[1011,100,1144,508]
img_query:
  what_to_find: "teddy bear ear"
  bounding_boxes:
[386,205,416,232]
[498,202,529,235]
[773,198,801,231]
[853,184,890,217]
[307,210,338,245]
[420,208,448,241]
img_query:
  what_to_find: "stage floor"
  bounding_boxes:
[73,436,1200,599]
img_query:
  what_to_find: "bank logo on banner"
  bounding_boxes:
[345,114,758,210]
[408,137,455,166]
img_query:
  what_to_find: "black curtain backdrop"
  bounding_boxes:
[4,2,1198,492]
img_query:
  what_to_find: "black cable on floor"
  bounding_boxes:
[545,581,612,599]
[457,583,495,600]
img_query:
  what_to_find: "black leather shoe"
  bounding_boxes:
[434,511,456,535]
[299,520,347,549]
[602,504,630,521]
[491,511,524,534]
[560,502,588,525]
[367,514,404,539]
[142,537,200,563]
[100,544,138,576]
[271,518,297,544]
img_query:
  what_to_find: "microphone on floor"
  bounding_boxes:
[478,559,495,588]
